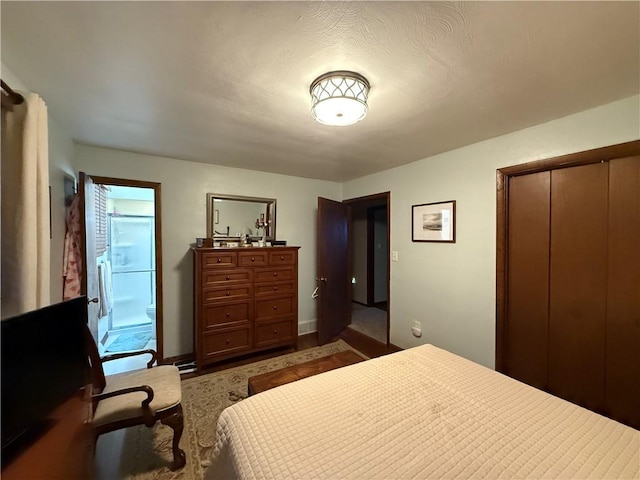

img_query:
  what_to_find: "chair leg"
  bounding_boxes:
[161,404,186,470]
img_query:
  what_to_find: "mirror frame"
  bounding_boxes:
[206,193,277,241]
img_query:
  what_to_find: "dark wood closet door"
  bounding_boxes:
[605,155,640,427]
[548,162,608,412]
[506,172,550,390]
[498,141,640,429]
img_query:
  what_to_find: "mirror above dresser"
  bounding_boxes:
[206,193,276,242]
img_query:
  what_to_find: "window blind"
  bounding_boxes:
[95,185,108,257]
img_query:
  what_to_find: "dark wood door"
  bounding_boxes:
[497,141,640,430]
[548,162,608,412]
[505,171,550,390]
[317,197,350,344]
[605,155,640,427]
[78,172,100,341]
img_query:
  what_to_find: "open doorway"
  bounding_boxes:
[316,192,390,347]
[346,195,389,344]
[81,174,163,375]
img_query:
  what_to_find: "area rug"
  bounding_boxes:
[118,340,367,479]
[106,332,153,353]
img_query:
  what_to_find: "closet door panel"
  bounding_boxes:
[549,163,608,412]
[506,172,550,389]
[606,156,640,429]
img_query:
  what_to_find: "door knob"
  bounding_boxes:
[88,297,99,304]
[318,277,328,282]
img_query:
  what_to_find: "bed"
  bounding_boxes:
[205,344,639,479]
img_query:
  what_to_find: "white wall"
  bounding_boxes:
[1,63,75,305]
[74,145,342,358]
[343,95,640,368]
[48,119,76,302]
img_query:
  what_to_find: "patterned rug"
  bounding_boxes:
[118,340,367,479]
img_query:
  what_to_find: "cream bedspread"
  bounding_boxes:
[206,344,639,479]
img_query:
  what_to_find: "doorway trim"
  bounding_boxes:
[344,192,391,345]
[90,176,164,362]
[495,140,640,372]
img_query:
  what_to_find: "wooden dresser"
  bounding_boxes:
[192,246,300,371]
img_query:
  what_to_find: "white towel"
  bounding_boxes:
[98,261,114,318]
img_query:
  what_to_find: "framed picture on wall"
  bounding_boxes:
[412,200,456,243]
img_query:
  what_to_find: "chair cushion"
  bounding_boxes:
[93,365,182,427]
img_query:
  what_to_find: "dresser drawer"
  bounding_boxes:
[254,267,294,283]
[254,320,294,348]
[202,327,251,358]
[202,285,252,303]
[202,252,237,269]
[269,250,296,266]
[254,280,296,297]
[202,300,251,329]
[202,268,252,287]
[255,294,295,321]
[238,251,268,267]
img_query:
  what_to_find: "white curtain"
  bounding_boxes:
[1,93,50,318]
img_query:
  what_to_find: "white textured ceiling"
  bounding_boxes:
[2,1,639,182]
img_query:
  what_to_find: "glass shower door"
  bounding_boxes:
[108,215,155,330]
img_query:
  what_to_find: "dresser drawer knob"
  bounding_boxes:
[226,275,231,280]
[217,258,222,263]
[226,312,231,317]
[273,329,278,334]
[280,255,284,260]
[273,305,278,310]
[251,257,255,261]
[226,291,230,296]
[273,286,278,291]
[225,338,230,345]
[273,272,278,277]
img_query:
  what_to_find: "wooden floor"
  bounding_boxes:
[95,330,400,478]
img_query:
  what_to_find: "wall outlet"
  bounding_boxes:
[411,320,422,338]
[392,251,399,262]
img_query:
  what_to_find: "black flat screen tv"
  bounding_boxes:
[1,297,89,463]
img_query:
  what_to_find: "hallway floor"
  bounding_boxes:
[349,303,387,343]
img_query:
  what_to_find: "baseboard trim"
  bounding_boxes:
[298,319,317,335]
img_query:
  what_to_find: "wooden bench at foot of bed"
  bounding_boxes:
[247,350,365,396]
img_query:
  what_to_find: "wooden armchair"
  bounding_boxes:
[85,327,186,470]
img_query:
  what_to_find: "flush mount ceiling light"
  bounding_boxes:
[310,71,370,126]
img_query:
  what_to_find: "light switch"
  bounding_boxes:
[392,251,399,262]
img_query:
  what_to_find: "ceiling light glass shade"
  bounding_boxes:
[310,71,370,126]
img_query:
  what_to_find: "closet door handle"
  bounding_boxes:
[88,297,99,304]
